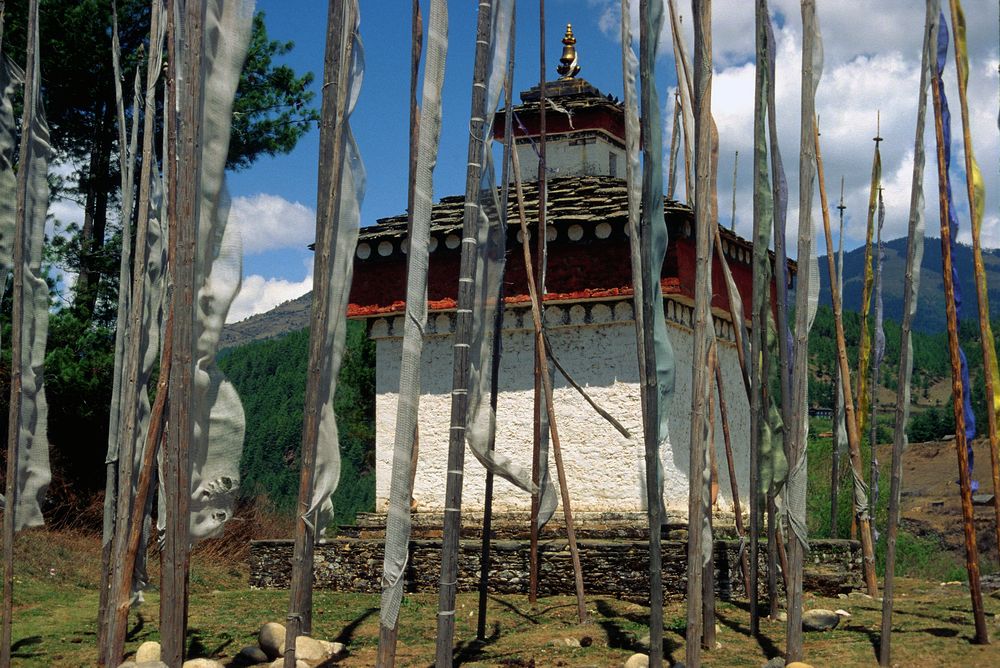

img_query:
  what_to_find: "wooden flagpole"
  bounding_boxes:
[687,1,714,663]
[881,9,937,664]
[435,2,494,662]
[929,35,990,645]
[160,0,203,661]
[529,0,548,607]
[1,2,39,663]
[948,0,1000,569]
[814,117,880,598]
[477,10,515,642]
[286,3,356,665]
[375,4,421,664]
[715,360,751,598]
[730,150,738,231]
[510,121,588,627]
[831,178,846,538]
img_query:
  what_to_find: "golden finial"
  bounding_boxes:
[557,24,581,79]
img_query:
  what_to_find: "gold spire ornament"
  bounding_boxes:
[557,24,581,79]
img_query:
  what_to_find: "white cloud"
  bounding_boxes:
[588,1,1000,251]
[227,193,316,255]
[226,272,313,324]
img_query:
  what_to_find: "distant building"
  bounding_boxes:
[346,31,784,520]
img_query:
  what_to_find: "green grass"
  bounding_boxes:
[6,528,1000,667]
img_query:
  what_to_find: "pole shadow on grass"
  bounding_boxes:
[10,635,42,659]
[186,628,233,661]
[451,623,501,666]
[715,605,781,661]
[593,599,680,664]
[334,606,377,646]
[487,595,541,625]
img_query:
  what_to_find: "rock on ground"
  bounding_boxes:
[135,641,161,663]
[624,653,649,668]
[802,608,843,631]
[182,660,224,668]
[234,645,269,665]
[268,659,308,668]
[763,657,785,668]
[787,663,815,668]
[259,622,286,659]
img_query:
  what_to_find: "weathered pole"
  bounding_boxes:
[434,2,494,663]
[374,4,421,666]
[104,2,165,662]
[948,0,1000,567]
[814,119,880,599]
[286,3,357,665]
[625,0,664,662]
[749,0,771,635]
[785,3,822,657]
[831,178,846,538]
[929,18,990,644]
[160,0,207,661]
[715,361,751,598]
[510,119,588,628]
[1,2,39,664]
[477,12,515,642]
[687,0,714,664]
[881,6,937,664]
[529,0,548,607]
[730,150,738,231]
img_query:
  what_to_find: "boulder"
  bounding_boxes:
[268,660,308,668]
[319,640,345,657]
[624,653,649,668]
[787,663,815,668]
[135,641,161,663]
[134,662,168,668]
[547,637,581,648]
[182,660,224,668]
[259,622,286,659]
[290,635,329,663]
[762,658,784,668]
[802,609,845,632]
[234,645,269,665]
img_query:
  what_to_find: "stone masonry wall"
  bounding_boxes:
[250,538,860,602]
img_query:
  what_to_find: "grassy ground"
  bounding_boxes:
[6,528,1000,667]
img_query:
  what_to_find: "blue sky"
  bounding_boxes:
[221,1,1000,322]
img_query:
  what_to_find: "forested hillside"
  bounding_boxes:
[808,305,998,442]
[218,321,376,526]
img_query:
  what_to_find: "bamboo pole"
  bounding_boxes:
[881,9,937,665]
[434,3,494,663]
[529,0,549,608]
[715,360,751,598]
[510,119,588,627]
[1,2,39,664]
[668,92,681,200]
[286,3,356,665]
[929,38,990,645]
[477,15,515,642]
[948,0,1000,569]
[814,117,880,598]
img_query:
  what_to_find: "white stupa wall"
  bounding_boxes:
[370,298,750,515]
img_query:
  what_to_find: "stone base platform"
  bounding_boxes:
[249,535,861,601]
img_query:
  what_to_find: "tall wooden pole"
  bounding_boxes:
[715,361,751,598]
[687,1,714,664]
[730,150,738,231]
[375,4,421,665]
[814,117,880,599]
[881,8,937,664]
[510,127,588,627]
[477,14,515,641]
[868,187,884,551]
[831,178,846,538]
[1,2,39,664]
[285,3,356,665]
[529,0,548,607]
[161,0,203,661]
[435,3,494,663]
[948,0,1000,567]
[929,35,990,645]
